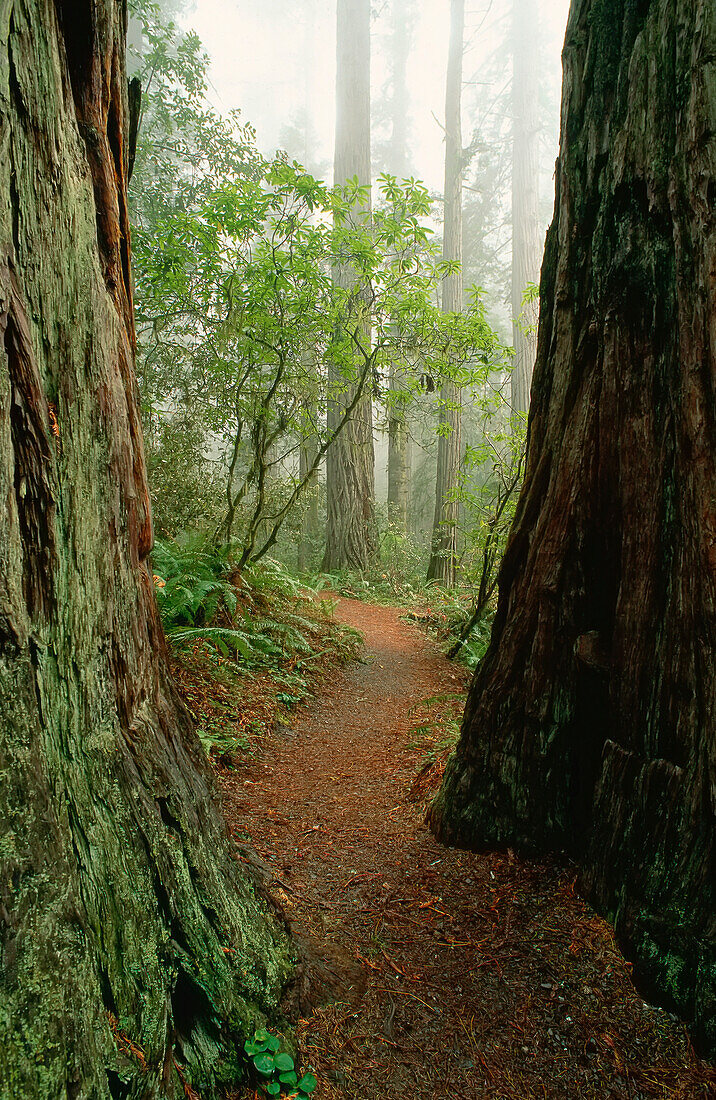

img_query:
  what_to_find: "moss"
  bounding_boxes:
[0,5,295,1098]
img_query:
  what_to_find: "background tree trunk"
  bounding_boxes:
[298,390,320,572]
[386,0,414,535]
[430,0,716,1055]
[426,0,464,586]
[322,0,376,573]
[510,0,541,414]
[387,358,411,535]
[298,5,321,573]
[0,4,292,1098]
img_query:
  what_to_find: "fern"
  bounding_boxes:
[247,617,312,654]
[152,537,365,672]
[168,626,280,662]
[152,537,238,628]
[276,609,322,635]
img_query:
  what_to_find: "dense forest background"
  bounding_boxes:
[1,0,713,1097]
[126,0,567,636]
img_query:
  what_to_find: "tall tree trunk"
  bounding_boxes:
[387,360,411,534]
[298,5,321,571]
[386,0,414,535]
[426,0,464,586]
[510,0,541,414]
[0,5,292,1098]
[298,390,320,572]
[430,0,716,1055]
[323,0,376,572]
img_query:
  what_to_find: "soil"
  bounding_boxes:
[220,598,716,1099]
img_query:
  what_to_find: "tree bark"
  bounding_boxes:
[0,4,292,1098]
[387,359,411,534]
[510,0,541,414]
[426,0,464,586]
[385,0,414,534]
[298,391,320,572]
[430,0,716,1055]
[323,0,376,573]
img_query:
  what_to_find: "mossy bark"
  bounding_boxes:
[430,0,716,1054]
[0,3,293,1098]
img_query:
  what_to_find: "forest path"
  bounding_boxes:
[223,599,712,1100]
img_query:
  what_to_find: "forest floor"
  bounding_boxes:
[212,598,715,1100]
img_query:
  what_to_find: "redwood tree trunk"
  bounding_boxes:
[387,359,411,534]
[0,4,292,1098]
[430,0,715,1054]
[298,389,320,572]
[510,0,541,414]
[323,0,376,573]
[386,0,414,535]
[426,0,464,586]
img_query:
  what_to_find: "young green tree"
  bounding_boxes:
[128,1,265,534]
[130,3,508,581]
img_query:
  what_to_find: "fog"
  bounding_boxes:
[131,0,575,562]
[181,0,570,198]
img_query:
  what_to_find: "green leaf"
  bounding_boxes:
[252,1053,275,1076]
[297,1072,317,1093]
[279,1070,298,1085]
[265,1033,281,1052]
[274,1052,294,1072]
[244,1039,268,1056]
[265,1083,281,1097]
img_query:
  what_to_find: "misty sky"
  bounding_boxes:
[180,0,572,198]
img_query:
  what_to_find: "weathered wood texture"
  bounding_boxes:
[387,362,411,535]
[430,0,716,1053]
[0,3,292,1098]
[323,0,376,573]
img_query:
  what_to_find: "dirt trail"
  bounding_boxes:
[223,599,713,1099]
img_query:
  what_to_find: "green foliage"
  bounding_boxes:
[151,539,364,762]
[152,537,237,626]
[433,590,495,670]
[408,691,464,758]
[457,425,524,584]
[314,520,427,605]
[129,5,506,563]
[456,615,493,670]
[145,418,225,537]
[152,538,363,686]
[243,1029,317,1099]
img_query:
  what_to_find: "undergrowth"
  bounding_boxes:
[153,537,364,760]
[314,563,494,671]
[244,1028,317,1099]
[407,588,495,670]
